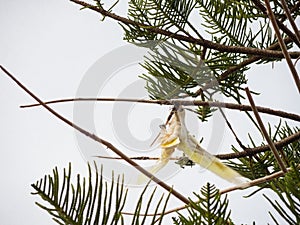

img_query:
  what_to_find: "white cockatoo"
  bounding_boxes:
[139,105,249,185]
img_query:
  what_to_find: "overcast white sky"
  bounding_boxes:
[0,1,299,225]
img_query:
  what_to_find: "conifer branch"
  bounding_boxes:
[251,0,300,47]
[216,129,300,159]
[69,0,300,58]
[199,36,296,92]
[264,0,300,93]
[3,0,299,223]
[279,0,300,44]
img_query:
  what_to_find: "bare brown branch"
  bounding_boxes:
[220,167,292,194]
[245,87,288,172]
[217,129,300,159]
[20,97,300,160]
[20,97,300,122]
[93,127,300,160]
[0,65,191,206]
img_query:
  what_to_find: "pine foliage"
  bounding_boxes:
[124,0,196,42]
[29,0,300,224]
[141,41,214,99]
[197,0,275,48]
[31,163,127,225]
[31,163,170,225]
[264,164,300,224]
[173,183,233,225]
[228,121,300,182]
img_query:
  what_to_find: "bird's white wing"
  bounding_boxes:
[137,120,180,184]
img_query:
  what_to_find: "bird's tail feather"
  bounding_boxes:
[205,158,249,185]
[182,145,249,185]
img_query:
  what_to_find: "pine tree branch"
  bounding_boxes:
[279,0,300,44]
[251,0,300,47]
[199,36,295,92]
[94,155,176,161]
[216,129,300,159]
[20,97,300,122]
[0,65,191,206]
[69,0,300,59]
[264,0,300,93]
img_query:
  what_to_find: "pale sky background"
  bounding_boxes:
[0,1,299,225]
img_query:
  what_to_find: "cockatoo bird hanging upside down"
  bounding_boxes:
[140,105,249,185]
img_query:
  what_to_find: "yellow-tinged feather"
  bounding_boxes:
[179,142,248,184]
[161,137,180,148]
[137,147,175,184]
[137,105,249,185]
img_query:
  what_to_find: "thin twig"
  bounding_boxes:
[219,167,291,194]
[280,1,300,24]
[20,97,300,122]
[251,0,300,47]
[218,108,247,150]
[19,97,300,160]
[218,107,268,166]
[212,36,294,83]
[245,87,288,173]
[265,0,300,93]
[0,65,191,206]
[280,0,300,44]
[295,56,300,67]
[69,0,300,58]
[93,127,300,160]
[197,35,295,93]
[290,2,300,17]
[94,155,179,161]
[216,129,300,159]
[122,166,295,217]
